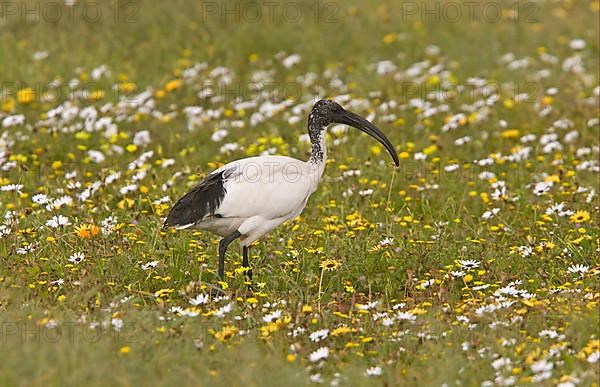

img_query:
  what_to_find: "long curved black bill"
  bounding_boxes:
[335,110,400,166]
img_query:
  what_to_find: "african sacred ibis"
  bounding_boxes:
[164,99,399,285]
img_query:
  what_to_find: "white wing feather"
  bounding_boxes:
[216,156,317,220]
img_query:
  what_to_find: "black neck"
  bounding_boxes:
[308,119,325,164]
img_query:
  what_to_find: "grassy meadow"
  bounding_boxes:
[0,0,598,385]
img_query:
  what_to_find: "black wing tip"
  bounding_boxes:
[162,170,227,229]
[163,206,194,229]
[162,218,173,229]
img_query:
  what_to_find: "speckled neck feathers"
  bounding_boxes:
[307,114,327,165]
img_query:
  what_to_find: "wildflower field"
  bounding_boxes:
[0,0,598,385]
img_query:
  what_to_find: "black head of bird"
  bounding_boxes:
[308,99,400,167]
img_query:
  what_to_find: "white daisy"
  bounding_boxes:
[365,366,383,376]
[46,215,71,228]
[458,259,480,269]
[262,309,282,323]
[189,294,209,306]
[309,329,329,342]
[309,347,329,362]
[567,264,589,275]
[68,252,85,264]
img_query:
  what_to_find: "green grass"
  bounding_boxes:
[0,0,598,385]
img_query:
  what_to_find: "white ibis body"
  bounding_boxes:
[164,100,399,283]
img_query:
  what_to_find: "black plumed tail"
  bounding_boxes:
[164,171,227,228]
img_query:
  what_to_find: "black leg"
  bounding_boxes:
[242,246,253,281]
[218,231,241,279]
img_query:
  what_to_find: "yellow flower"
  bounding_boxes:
[569,210,590,224]
[501,129,520,139]
[119,346,131,355]
[118,198,135,209]
[2,97,16,112]
[503,99,514,108]
[164,79,183,92]
[542,96,553,105]
[423,145,437,155]
[301,305,313,313]
[154,288,174,298]
[383,33,397,44]
[260,321,283,337]
[480,192,490,203]
[75,224,100,239]
[75,131,91,141]
[426,75,440,86]
[17,88,35,104]
[393,118,405,126]
[87,90,105,101]
[332,325,355,336]
[319,259,342,271]
[119,82,137,94]
[214,326,238,342]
